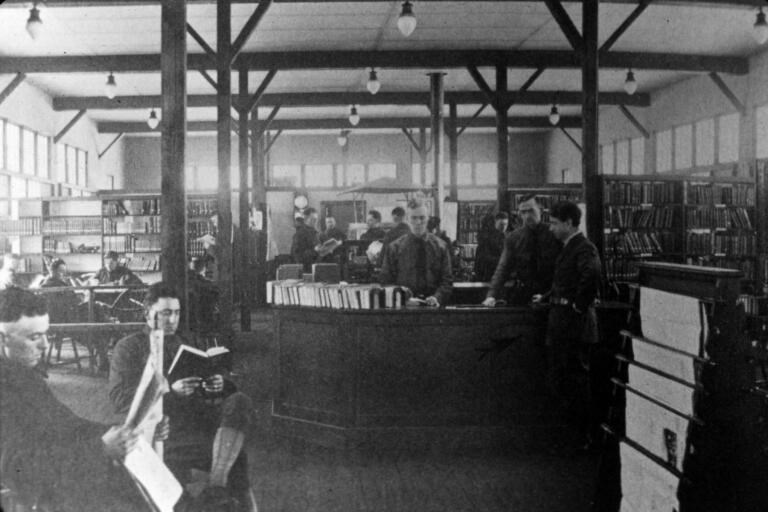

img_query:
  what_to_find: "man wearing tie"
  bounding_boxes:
[379,200,453,307]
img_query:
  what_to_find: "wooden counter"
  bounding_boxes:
[271,306,555,446]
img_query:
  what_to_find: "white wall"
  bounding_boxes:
[0,78,124,190]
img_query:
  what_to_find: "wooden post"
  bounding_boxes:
[216,0,233,334]
[428,73,445,218]
[160,0,187,312]
[238,67,251,331]
[582,0,603,255]
[448,101,459,201]
[418,127,427,185]
[251,109,268,306]
[495,65,510,214]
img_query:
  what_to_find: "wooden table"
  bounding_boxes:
[49,322,145,373]
[271,306,555,448]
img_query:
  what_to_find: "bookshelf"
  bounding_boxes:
[102,194,162,273]
[601,174,758,285]
[186,195,218,258]
[40,198,103,273]
[507,184,583,225]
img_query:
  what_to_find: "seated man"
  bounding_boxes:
[379,200,453,307]
[0,287,152,512]
[360,209,386,242]
[40,258,74,288]
[109,282,254,510]
[97,251,143,285]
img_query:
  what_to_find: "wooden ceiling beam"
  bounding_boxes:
[0,50,747,75]
[2,0,762,7]
[600,0,653,53]
[98,115,583,133]
[54,90,650,110]
[543,0,583,51]
[230,0,272,66]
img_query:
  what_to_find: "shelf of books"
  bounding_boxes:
[102,195,162,273]
[601,174,758,285]
[40,198,103,273]
[507,184,583,224]
[0,199,44,273]
[267,280,414,310]
[186,195,218,258]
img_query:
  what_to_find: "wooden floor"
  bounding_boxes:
[46,315,599,512]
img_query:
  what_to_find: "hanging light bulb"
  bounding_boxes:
[337,130,349,147]
[26,3,43,40]
[397,1,417,37]
[754,8,768,45]
[348,105,360,126]
[548,105,560,126]
[624,69,637,95]
[104,73,118,99]
[366,69,381,95]
[147,109,160,130]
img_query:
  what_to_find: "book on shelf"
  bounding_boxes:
[266,280,413,309]
[167,344,231,382]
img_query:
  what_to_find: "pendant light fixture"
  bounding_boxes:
[348,105,360,126]
[624,69,638,95]
[366,69,381,95]
[104,73,118,99]
[755,8,768,45]
[147,109,160,130]
[548,105,560,126]
[397,1,417,37]
[26,2,43,40]
[337,130,349,147]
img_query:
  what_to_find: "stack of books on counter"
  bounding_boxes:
[266,280,412,309]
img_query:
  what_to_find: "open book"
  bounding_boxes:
[315,237,342,257]
[168,344,231,382]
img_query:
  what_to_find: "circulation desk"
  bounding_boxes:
[271,306,552,446]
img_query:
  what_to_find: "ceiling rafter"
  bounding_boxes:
[0,50,748,75]
[0,0,762,6]
[53,91,650,111]
[98,115,583,134]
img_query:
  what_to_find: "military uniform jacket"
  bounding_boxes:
[379,232,453,304]
[549,232,601,312]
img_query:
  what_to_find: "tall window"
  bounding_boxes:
[344,164,365,186]
[22,128,35,176]
[601,144,615,175]
[271,164,301,187]
[757,104,768,159]
[6,124,20,172]
[305,164,334,188]
[718,113,739,163]
[37,134,49,179]
[630,137,645,175]
[474,163,498,186]
[695,118,715,166]
[674,124,693,170]
[656,129,672,173]
[456,162,473,186]
[616,140,630,175]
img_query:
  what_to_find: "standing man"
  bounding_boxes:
[360,210,386,241]
[290,208,319,272]
[534,201,601,441]
[109,282,255,510]
[316,215,347,263]
[382,206,412,247]
[473,212,509,282]
[482,195,561,306]
[380,200,453,307]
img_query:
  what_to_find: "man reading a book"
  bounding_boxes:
[109,282,254,509]
[0,287,152,511]
[379,200,453,307]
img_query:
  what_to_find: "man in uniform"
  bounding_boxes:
[316,215,347,263]
[96,251,143,285]
[483,195,561,306]
[379,200,453,307]
[382,206,412,247]
[360,210,386,241]
[290,208,319,272]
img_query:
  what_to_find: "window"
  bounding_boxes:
[66,146,76,184]
[674,124,693,170]
[616,140,630,175]
[0,121,4,169]
[601,144,614,175]
[197,166,218,190]
[718,113,739,163]
[56,144,66,183]
[457,162,473,186]
[6,123,20,172]
[37,134,49,179]
[757,104,768,159]
[368,163,396,181]
[656,129,672,173]
[474,162,497,186]
[630,137,645,175]
[305,164,334,188]
[27,180,41,198]
[77,149,87,187]
[695,119,715,166]
[344,164,365,186]
[411,163,425,185]
[270,164,300,187]
[22,128,35,175]
[10,177,26,198]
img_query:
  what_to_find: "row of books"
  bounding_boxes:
[606,206,677,229]
[43,217,102,235]
[605,231,674,256]
[267,280,413,309]
[104,235,161,253]
[187,199,217,217]
[738,295,768,316]
[104,217,161,235]
[0,218,41,235]
[604,181,680,205]
[188,220,216,239]
[604,257,646,281]
[457,203,495,244]
[686,184,755,206]
[686,233,756,255]
[511,193,580,210]
[125,254,160,272]
[685,207,753,230]
[42,239,99,254]
[103,199,161,216]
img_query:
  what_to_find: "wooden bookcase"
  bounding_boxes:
[601,174,758,286]
[507,184,583,225]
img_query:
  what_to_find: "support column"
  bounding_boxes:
[448,101,459,201]
[238,68,251,331]
[495,65,510,213]
[582,0,602,254]
[160,0,187,308]
[251,109,268,306]
[429,73,445,218]
[418,128,427,185]
[216,0,233,333]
